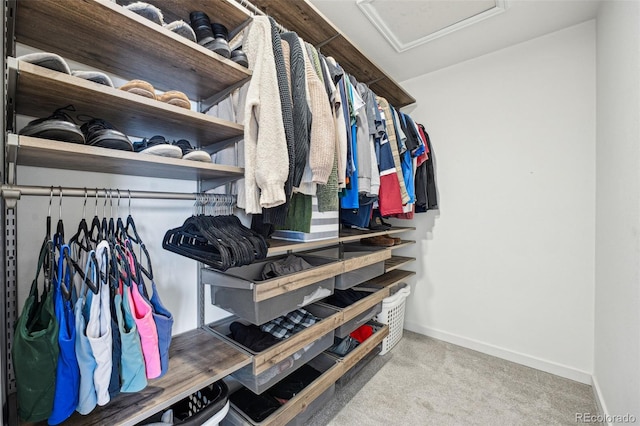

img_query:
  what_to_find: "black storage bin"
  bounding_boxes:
[138,380,229,425]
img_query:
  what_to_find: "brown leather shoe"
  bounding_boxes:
[119,79,156,100]
[385,235,402,245]
[157,90,191,109]
[360,235,395,247]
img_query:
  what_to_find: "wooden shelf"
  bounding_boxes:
[249,0,415,108]
[355,269,416,292]
[385,255,416,273]
[267,237,340,256]
[12,60,244,147]
[14,0,251,101]
[266,226,415,256]
[10,135,243,183]
[391,239,416,250]
[48,328,251,426]
[338,226,416,243]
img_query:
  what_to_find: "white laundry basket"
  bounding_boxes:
[375,283,411,355]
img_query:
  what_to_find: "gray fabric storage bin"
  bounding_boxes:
[203,254,339,325]
[222,353,338,426]
[206,304,336,394]
[303,244,387,290]
[332,343,382,388]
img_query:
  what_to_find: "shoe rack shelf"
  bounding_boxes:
[31,328,252,426]
[390,239,417,250]
[9,59,244,149]
[266,226,417,256]
[13,0,251,101]
[7,135,243,183]
[385,255,417,273]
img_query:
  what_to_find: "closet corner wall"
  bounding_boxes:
[1,1,419,425]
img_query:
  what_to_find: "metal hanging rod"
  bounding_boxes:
[233,0,290,34]
[0,184,203,208]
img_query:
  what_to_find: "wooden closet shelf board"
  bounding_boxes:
[356,269,416,292]
[14,0,251,100]
[249,0,415,108]
[266,237,340,256]
[252,311,343,375]
[391,240,417,250]
[266,228,415,255]
[14,61,244,146]
[14,136,244,181]
[338,226,416,243]
[385,255,416,273]
[57,328,251,426]
[254,261,343,302]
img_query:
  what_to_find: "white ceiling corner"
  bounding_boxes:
[356,0,509,52]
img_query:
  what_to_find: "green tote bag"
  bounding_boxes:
[12,239,60,422]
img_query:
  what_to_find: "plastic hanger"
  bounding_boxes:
[89,189,103,244]
[123,189,144,245]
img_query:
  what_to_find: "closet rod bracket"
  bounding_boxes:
[199,76,251,114]
[6,133,19,186]
[1,189,20,209]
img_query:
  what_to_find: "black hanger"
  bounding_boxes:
[59,244,73,301]
[53,187,65,250]
[123,190,144,245]
[81,250,100,295]
[115,189,127,242]
[107,189,116,241]
[89,189,103,244]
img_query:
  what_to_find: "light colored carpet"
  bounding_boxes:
[307,331,600,426]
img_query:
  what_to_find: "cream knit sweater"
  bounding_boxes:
[242,16,289,213]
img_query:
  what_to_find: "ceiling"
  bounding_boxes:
[309,0,601,83]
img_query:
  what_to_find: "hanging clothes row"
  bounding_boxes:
[206,15,439,238]
[163,194,268,271]
[12,189,173,425]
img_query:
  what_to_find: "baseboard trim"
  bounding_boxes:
[404,321,592,384]
[591,375,612,426]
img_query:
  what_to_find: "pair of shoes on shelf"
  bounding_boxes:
[19,105,133,151]
[190,11,231,58]
[119,80,191,109]
[360,234,402,247]
[133,135,211,162]
[17,52,114,87]
[124,2,197,42]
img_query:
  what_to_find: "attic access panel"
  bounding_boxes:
[357,0,508,52]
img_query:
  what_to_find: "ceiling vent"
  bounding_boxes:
[356,0,509,52]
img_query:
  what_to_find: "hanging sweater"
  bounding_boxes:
[281,32,311,189]
[301,41,335,186]
[242,16,289,213]
[261,18,296,226]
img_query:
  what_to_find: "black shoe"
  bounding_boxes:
[172,139,211,162]
[209,23,231,58]
[189,11,215,47]
[80,118,133,151]
[231,48,248,67]
[134,135,183,158]
[19,105,85,144]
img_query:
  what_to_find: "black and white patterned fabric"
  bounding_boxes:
[260,309,318,339]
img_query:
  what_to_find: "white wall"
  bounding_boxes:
[397,21,596,383]
[594,1,640,419]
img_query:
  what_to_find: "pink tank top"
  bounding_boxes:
[125,247,161,379]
